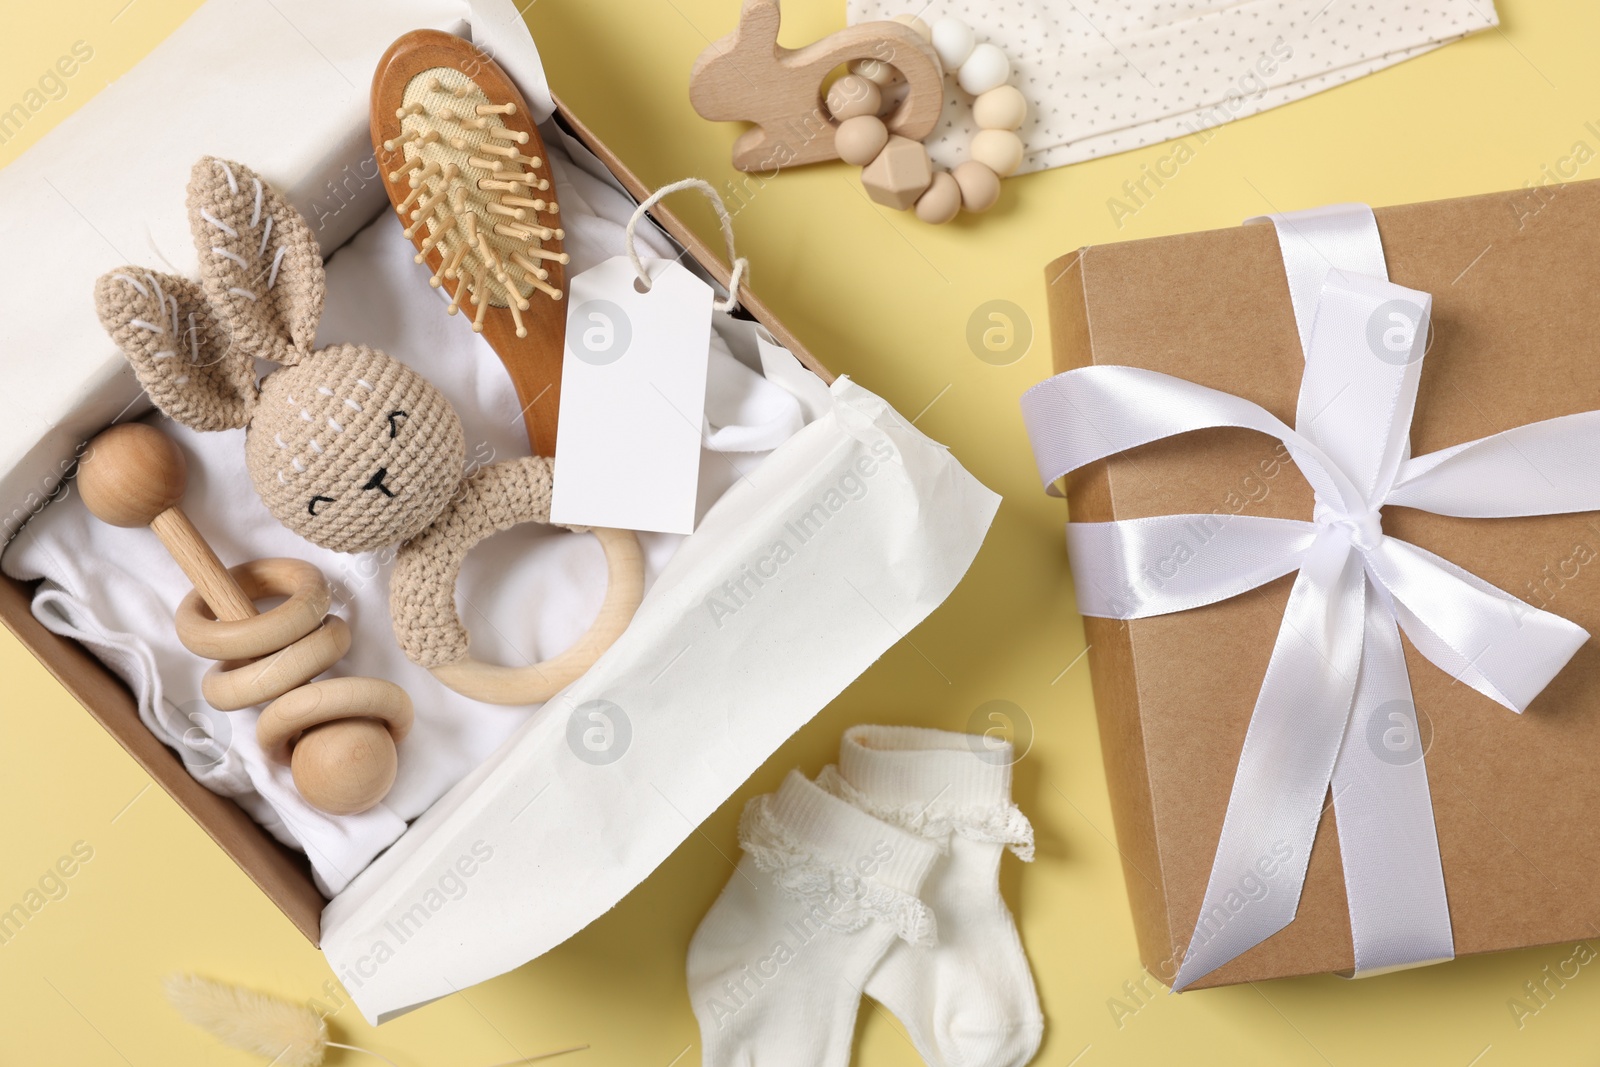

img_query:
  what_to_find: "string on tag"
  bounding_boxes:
[624,178,748,312]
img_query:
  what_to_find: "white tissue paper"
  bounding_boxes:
[0,0,1000,1024]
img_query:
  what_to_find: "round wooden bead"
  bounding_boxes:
[958,43,1011,96]
[893,13,932,42]
[291,718,399,816]
[849,56,899,87]
[972,128,1025,176]
[78,423,187,528]
[974,84,1027,130]
[914,171,962,224]
[826,74,882,122]
[952,160,1003,213]
[931,17,976,71]
[835,115,890,166]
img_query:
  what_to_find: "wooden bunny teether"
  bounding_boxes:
[689,0,945,171]
[94,157,642,710]
[78,423,413,815]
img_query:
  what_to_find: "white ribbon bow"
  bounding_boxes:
[1021,205,1600,989]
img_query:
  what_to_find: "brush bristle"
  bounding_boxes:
[164,973,328,1067]
[391,66,570,339]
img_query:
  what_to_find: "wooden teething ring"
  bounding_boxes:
[257,677,414,763]
[429,526,645,705]
[175,557,331,661]
[201,612,352,711]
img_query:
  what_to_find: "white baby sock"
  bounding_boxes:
[688,768,942,1067]
[821,724,1044,1067]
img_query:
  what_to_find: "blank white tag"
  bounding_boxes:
[551,256,713,535]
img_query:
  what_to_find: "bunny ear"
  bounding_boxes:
[186,157,324,367]
[95,269,259,431]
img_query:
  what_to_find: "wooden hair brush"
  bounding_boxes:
[371,30,571,457]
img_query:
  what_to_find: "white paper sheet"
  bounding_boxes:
[321,376,999,1022]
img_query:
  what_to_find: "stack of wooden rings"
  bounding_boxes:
[830,13,1027,223]
[78,424,414,816]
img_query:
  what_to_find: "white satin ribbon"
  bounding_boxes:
[1022,205,1597,989]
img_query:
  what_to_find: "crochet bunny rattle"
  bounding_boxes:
[95,157,643,713]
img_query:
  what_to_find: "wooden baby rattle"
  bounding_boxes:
[77,423,413,816]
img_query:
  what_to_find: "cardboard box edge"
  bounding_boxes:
[1045,246,1178,984]
[1,91,835,948]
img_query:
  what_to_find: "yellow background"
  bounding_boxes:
[2,1,1596,1064]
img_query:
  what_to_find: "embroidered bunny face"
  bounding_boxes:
[96,157,465,554]
[244,345,464,552]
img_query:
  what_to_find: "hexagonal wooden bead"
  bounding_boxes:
[861,135,933,210]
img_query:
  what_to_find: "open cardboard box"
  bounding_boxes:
[0,0,998,1022]
[0,93,828,946]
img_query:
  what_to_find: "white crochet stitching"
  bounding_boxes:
[212,247,250,270]
[112,274,149,298]
[228,286,258,302]
[200,209,237,237]
[250,178,262,228]
[267,246,287,290]
[214,159,238,195]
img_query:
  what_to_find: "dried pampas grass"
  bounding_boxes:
[164,971,589,1066]
[164,973,329,1066]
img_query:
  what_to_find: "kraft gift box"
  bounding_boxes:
[1047,178,1600,988]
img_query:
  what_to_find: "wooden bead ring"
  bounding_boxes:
[175,557,331,660]
[202,614,352,712]
[426,526,646,705]
[257,676,413,764]
[831,14,1027,223]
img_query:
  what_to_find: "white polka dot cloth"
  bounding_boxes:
[847,0,1500,174]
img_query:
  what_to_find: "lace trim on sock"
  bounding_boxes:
[737,793,937,946]
[816,766,1036,861]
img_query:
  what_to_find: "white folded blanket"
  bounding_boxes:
[848,0,1498,177]
[2,127,805,895]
